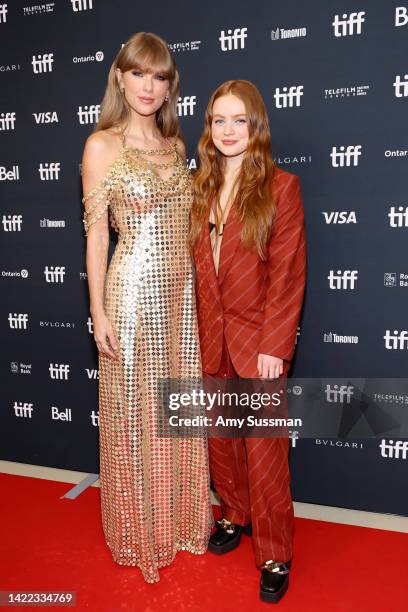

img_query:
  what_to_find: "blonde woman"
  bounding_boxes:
[81,32,212,583]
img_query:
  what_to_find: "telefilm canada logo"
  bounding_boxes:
[324,84,370,99]
[23,3,55,15]
[168,40,201,53]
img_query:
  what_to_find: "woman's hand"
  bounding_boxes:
[92,311,120,361]
[257,353,283,379]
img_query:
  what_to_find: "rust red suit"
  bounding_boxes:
[193,168,306,565]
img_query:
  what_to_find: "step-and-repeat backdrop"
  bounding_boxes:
[1,0,407,516]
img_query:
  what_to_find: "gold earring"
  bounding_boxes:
[164,92,169,102]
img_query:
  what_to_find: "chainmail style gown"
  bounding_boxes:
[82,134,213,583]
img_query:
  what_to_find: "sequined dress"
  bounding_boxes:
[82,136,213,583]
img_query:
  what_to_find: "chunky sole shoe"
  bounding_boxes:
[259,575,289,603]
[208,522,252,554]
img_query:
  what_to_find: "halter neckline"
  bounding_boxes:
[121,131,176,153]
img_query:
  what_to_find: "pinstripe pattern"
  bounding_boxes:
[193,168,306,378]
[207,338,294,565]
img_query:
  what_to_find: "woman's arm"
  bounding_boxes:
[82,132,119,361]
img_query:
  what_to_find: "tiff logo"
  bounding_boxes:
[31,53,54,73]
[330,145,362,167]
[325,384,354,403]
[388,206,408,227]
[38,162,60,180]
[77,104,100,124]
[384,330,408,350]
[219,27,248,51]
[393,74,408,97]
[44,265,65,283]
[332,12,365,36]
[0,112,16,130]
[14,402,34,418]
[274,85,304,108]
[395,6,408,26]
[8,313,28,329]
[177,96,196,116]
[90,410,99,426]
[49,363,70,380]
[71,0,93,10]
[380,439,408,459]
[0,3,7,23]
[2,214,22,231]
[87,316,93,334]
[328,270,358,289]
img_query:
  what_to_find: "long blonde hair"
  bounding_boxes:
[96,32,180,138]
[190,80,277,260]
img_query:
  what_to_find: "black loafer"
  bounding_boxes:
[208,518,252,554]
[260,559,291,603]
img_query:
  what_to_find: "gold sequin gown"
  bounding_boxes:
[82,136,213,583]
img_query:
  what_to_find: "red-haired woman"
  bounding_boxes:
[190,80,306,603]
[82,32,212,584]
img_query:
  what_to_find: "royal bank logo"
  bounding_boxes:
[14,401,34,418]
[384,330,408,349]
[324,384,354,403]
[38,162,60,180]
[395,6,408,26]
[219,27,247,51]
[71,0,93,11]
[2,214,22,231]
[44,266,65,283]
[168,40,201,52]
[393,74,408,98]
[328,270,358,289]
[330,145,362,167]
[0,112,16,130]
[322,211,357,224]
[388,206,408,227]
[380,439,408,459]
[332,12,366,36]
[31,53,54,73]
[384,272,408,287]
[77,104,100,124]
[23,3,55,15]
[8,313,28,329]
[0,3,7,23]
[324,85,370,99]
[33,111,58,124]
[271,26,307,40]
[11,362,32,374]
[177,96,196,116]
[73,51,104,63]
[49,363,70,380]
[273,85,303,108]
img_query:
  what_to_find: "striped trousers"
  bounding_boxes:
[207,336,294,566]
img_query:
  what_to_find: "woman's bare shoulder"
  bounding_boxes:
[83,129,122,162]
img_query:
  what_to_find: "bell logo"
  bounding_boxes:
[330,145,362,167]
[395,7,408,26]
[219,27,248,51]
[274,86,304,108]
[332,12,366,36]
[31,53,54,74]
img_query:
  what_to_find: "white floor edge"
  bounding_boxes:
[2,459,408,534]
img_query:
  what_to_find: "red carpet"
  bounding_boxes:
[1,473,407,611]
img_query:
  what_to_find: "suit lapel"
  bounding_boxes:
[196,218,222,304]
[217,205,242,286]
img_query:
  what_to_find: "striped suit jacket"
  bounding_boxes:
[193,167,306,378]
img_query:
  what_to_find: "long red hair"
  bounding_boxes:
[190,80,277,259]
